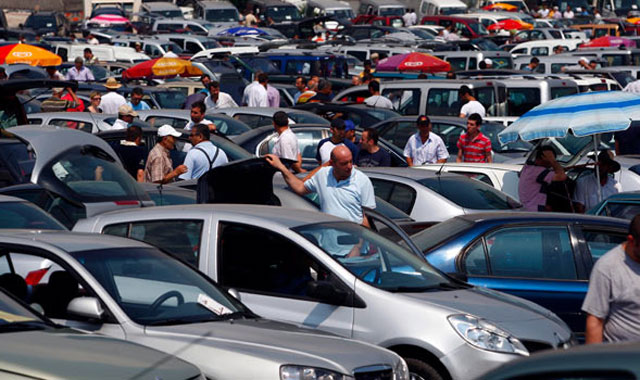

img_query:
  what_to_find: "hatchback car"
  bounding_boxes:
[0,194,65,230]
[412,212,629,335]
[295,103,401,130]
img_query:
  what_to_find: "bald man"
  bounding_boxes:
[266,146,375,226]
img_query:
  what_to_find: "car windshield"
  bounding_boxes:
[160,43,184,54]
[483,123,532,153]
[205,9,239,22]
[472,38,500,51]
[0,291,50,333]
[204,115,251,136]
[289,112,330,125]
[294,222,458,292]
[70,247,249,325]
[25,15,56,29]
[365,107,402,121]
[411,217,474,254]
[380,7,404,16]
[156,10,183,18]
[408,28,435,40]
[266,6,302,21]
[418,176,522,210]
[202,40,220,49]
[153,90,187,109]
[326,9,354,18]
[611,71,636,87]
[240,58,281,75]
[0,202,66,230]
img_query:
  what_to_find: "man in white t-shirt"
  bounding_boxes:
[271,111,305,173]
[364,81,394,109]
[458,85,486,118]
[242,72,268,107]
[184,101,215,131]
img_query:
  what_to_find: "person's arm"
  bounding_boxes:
[585,314,605,344]
[291,153,306,173]
[436,139,449,164]
[405,157,414,167]
[456,149,463,162]
[159,165,187,184]
[265,154,310,195]
[87,69,95,81]
[544,150,567,181]
[136,169,144,182]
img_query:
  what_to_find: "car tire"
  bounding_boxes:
[404,357,444,380]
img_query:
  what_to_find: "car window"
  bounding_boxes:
[289,112,330,125]
[234,114,262,128]
[485,226,577,279]
[217,222,334,299]
[464,239,488,275]
[447,57,467,72]
[426,89,460,116]
[146,116,187,129]
[432,122,464,153]
[383,89,421,115]
[507,88,540,116]
[531,47,549,56]
[205,116,251,136]
[598,202,640,220]
[378,121,415,148]
[418,176,521,210]
[49,119,93,133]
[451,171,493,186]
[0,201,65,230]
[582,229,627,263]
[371,178,416,214]
[103,220,204,268]
[185,41,201,54]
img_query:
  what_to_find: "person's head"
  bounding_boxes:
[125,125,143,144]
[534,146,557,166]
[446,71,456,79]
[307,77,318,91]
[371,53,379,64]
[344,120,356,142]
[529,57,540,68]
[157,124,181,149]
[368,80,380,95]
[416,115,431,138]
[361,127,379,151]
[273,110,288,130]
[330,118,346,141]
[83,48,93,60]
[351,76,362,86]
[190,101,206,123]
[483,58,493,69]
[201,74,211,88]
[45,66,57,75]
[589,60,598,69]
[134,42,142,51]
[35,34,41,41]
[131,87,144,105]
[566,5,572,10]
[74,56,84,70]
[458,85,472,101]
[554,45,564,54]
[118,104,138,123]
[167,45,174,52]
[189,123,210,145]
[478,61,487,70]
[626,215,640,259]
[295,76,306,91]
[330,145,353,180]
[317,79,332,94]
[257,72,268,85]
[467,113,482,135]
[598,150,621,176]
[89,90,101,107]
[579,57,589,68]
[209,80,220,98]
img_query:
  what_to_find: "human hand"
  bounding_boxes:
[264,154,286,171]
[176,164,188,174]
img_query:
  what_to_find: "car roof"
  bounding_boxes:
[601,191,640,202]
[0,195,25,203]
[0,230,151,253]
[198,1,237,8]
[455,211,628,226]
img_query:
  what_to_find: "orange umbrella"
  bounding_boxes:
[0,44,62,66]
[122,57,203,79]
[482,3,518,11]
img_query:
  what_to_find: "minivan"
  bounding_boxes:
[193,0,240,25]
[358,0,406,16]
[51,43,150,63]
[418,0,467,17]
[307,0,355,19]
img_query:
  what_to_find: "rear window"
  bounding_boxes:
[153,91,187,109]
[551,86,578,99]
[0,202,66,230]
[418,176,521,210]
[411,217,473,253]
[507,88,540,116]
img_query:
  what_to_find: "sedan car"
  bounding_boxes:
[295,103,401,130]
[0,289,204,380]
[210,107,329,129]
[74,204,573,380]
[361,167,522,222]
[412,212,629,335]
[588,191,640,220]
[0,194,65,230]
[27,112,113,133]
[0,231,408,380]
[135,109,251,136]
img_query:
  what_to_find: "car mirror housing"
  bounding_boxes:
[307,281,348,305]
[227,288,242,301]
[67,297,104,320]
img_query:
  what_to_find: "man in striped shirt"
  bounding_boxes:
[456,113,492,163]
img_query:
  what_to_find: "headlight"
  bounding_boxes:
[447,314,529,356]
[394,358,410,380]
[280,365,349,380]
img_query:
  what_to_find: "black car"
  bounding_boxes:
[294,102,401,130]
[22,12,70,37]
[338,25,396,41]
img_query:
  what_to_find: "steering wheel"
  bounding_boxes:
[150,291,184,312]
[360,267,381,284]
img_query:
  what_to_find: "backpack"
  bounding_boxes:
[195,146,220,204]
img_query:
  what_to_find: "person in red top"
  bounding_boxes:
[456,113,492,163]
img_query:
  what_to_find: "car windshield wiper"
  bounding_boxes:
[0,320,49,333]
[146,315,224,326]
[215,311,258,321]
[389,282,466,292]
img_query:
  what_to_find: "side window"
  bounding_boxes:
[432,122,464,153]
[382,89,420,115]
[185,41,201,54]
[378,121,415,148]
[464,240,488,275]
[512,48,527,55]
[447,58,467,71]
[146,116,186,129]
[531,47,549,56]
[599,202,640,220]
[217,222,332,299]
[426,89,460,116]
[346,50,367,62]
[28,118,43,124]
[50,119,92,133]
[371,178,394,201]
[102,220,204,268]
[388,183,416,215]
[234,114,262,128]
[485,226,577,280]
[582,229,627,263]
[469,58,477,69]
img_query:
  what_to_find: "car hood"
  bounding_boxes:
[0,328,201,379]
[145,317,398,372]
[400,286,571,342]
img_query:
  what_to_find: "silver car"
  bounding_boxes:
[0,289,204,380]
[0,194,66,230]
[74,204,574,380]
[0,231,408,380]
[210,107,330,128]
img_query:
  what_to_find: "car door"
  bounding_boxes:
[256,128,327,169]
[376,120,415,149]
[214,220,355,338]
[458,224,588,332]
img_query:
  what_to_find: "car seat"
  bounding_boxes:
[0,273,27,301]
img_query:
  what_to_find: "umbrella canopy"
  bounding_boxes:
[217,27,267,36]
[487,19,532,31]
[580,36,635,48]
[88,14,130,25]
[0,44,62,66]
[498,91,640,144]
[122,57,203,79]
[376,52,451,73]
[482,3,518,11]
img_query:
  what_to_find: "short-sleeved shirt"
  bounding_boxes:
[403,132,449,165]
[615,126,640,155]
[65,66,95,82]
[582,244,640,342]
[184,118,214,131]
[144,143,173,183]
[518,164,555,211]
[574,173,621,210]
[100,92,127,115]
[457,132,491,163]
[460,100,486,117]
[40,97,78,113]
[364,95,394,109]
[272,127,300,161]
[356,148,391,167]
[242,81,268,107]
[128,100,151,111]
[204,92,238,110]
[316,138,360,164]
[179,140,228,180]
[114,141,146,179]
[304,167,376,223]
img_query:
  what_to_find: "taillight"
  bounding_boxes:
[114,200,141,206]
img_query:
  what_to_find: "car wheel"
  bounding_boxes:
[405,358,444,380]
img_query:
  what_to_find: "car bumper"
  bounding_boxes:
[440,343,523,380]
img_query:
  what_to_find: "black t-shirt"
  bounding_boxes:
[114,143,146,179]
[614,126,640,155]
[356,148,391,167]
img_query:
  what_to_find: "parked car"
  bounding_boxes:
[27,112,113,133]
[22,11,71,37]
[412,212,629,336]
[588,191,640,220]
[0,194,65,230]
[0,230,408,380]
[295,103,400,129]
[135,109,252,136]
[0,289,204,379]
[210,107,329,128]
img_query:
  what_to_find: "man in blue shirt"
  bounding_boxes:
[179,123,229,180]
[127,87,151,111]
[316,118,359,164]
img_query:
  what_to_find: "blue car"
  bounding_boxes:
[412,212,629,336]
[588,191,640,220]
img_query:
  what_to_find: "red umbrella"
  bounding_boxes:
[487,19,532,31]
[376,52,451,73]
[122,57,203,79]
[580,36,635,48]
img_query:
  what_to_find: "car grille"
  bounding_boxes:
[354,365,394,380]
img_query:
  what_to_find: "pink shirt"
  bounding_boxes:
[518,164,555,211]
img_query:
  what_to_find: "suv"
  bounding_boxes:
[194,0,240,26]
[23,11,70,37]
[420,15,489,39]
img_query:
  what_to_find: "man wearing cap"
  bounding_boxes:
[574,151,622,212]
[41,87,80,113]
[316,118,359,164]
[65,57,94,82]
[144,125,187,184]
[364,81,393,109]
[112,104,138,130]
[101,77,127,114]
[458,85,486,118]
[272,111,304,173]
[403,115,448,166]
[179,123,228,180]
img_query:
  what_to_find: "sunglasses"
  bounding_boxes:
[92,97,101,100]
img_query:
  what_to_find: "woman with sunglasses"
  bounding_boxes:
[88,91,102,113]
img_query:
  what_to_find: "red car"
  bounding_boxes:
[352,14,405,28]
[420,15,489,39]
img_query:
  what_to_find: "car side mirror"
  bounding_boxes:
[227,288,242,301]
[307,281,348,305]
[67,297,104,320]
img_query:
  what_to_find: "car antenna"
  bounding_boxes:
[436,160,446,176]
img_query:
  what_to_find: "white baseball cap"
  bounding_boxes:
[158,124,181,138]
[483,58,493,65]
